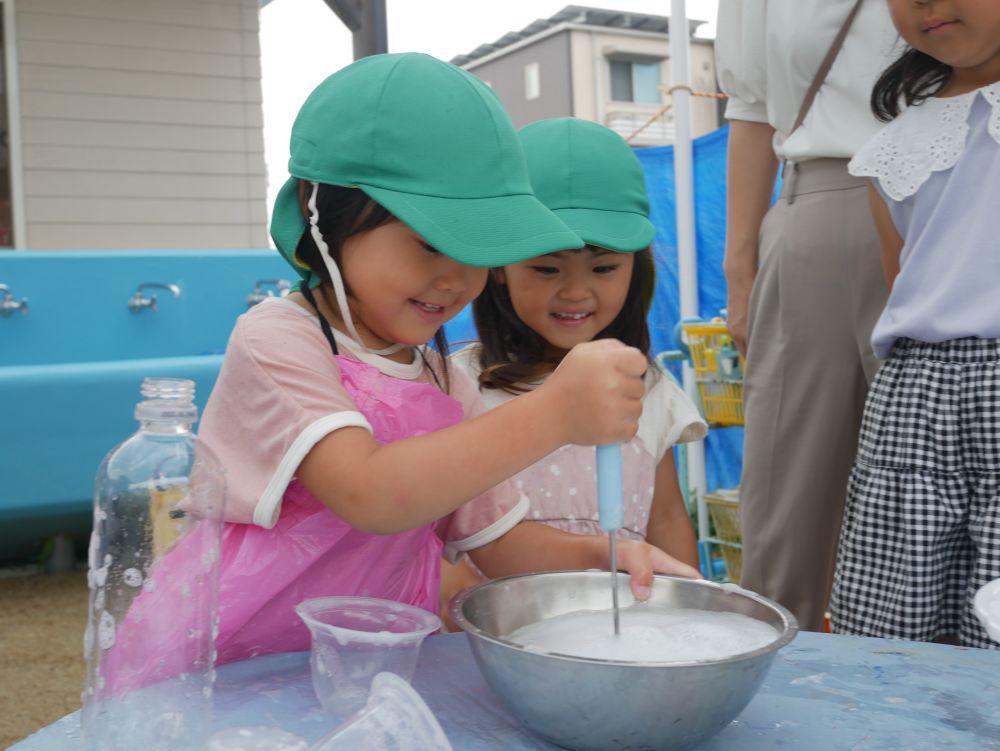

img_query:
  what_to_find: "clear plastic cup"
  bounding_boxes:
[209,726,309,751]
[309,672,453,751]
[294,596,440,715]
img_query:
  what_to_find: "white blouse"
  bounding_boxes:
[715,0,899,162]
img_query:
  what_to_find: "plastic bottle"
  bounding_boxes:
[81,377,225,750]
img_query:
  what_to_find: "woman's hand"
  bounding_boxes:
[615,538,702,601]
[724,271,754,357]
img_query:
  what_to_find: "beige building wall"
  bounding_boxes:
[569,28,718,147]
[13,0,267,249]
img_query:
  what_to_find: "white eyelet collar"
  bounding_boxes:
[848,81,1000,201]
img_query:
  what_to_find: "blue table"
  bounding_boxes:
[13,632,1000,750]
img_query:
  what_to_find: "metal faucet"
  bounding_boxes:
[0,283,28,317]
[247,278,291,307]
[128,282,181,313]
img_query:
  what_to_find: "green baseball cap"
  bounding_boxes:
[270,53,582,279]
[518,118,656,253]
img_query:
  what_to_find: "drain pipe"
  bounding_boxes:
[669,0,709,553]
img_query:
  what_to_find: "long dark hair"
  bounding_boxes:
[871,47,952,121]
[472,246,654,393]
[293,182,451,391]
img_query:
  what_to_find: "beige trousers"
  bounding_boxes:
[740,158,887,632]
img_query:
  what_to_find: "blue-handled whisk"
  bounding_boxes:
[596,444,624,636]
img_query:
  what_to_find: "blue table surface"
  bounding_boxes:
[13,631,1000,750]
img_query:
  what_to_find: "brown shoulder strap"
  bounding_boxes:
[790,0,865,134]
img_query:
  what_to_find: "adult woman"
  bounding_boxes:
[715,0,895,631]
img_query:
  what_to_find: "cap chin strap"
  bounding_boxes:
[308,182,405,356]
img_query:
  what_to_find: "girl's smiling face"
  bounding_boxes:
[339,221,487,349]
[888,0,1000,90]
[498,246,634,356]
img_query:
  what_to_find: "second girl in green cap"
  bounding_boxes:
[451,118,706,602]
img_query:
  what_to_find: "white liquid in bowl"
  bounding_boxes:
[508,606,779,662]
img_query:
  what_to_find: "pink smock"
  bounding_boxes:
[213,354,462,663]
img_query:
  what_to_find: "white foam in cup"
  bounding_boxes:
[309,672,453,751]
[294,596,440,716]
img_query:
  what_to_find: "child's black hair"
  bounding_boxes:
[471,246,654,394]
[871,46,952,121]
[294,182,450,392]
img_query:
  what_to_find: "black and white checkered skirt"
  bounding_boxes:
[830,337,1000,649]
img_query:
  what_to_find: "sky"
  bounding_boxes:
[258,0,721,226]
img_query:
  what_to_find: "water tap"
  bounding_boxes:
[128,282,181,313]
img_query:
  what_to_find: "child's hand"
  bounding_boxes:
[543,339,647,446]
[439,557,486,632]
[615,538,702,601]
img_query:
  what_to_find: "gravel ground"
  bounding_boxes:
[0,568,87,749]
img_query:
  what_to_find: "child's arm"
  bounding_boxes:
[644,450,700,570]
[298,339,647,535]
[866,181,904,289]
[467,521,701,601]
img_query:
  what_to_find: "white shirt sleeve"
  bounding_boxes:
[715,0,769,124]
[716,0,899,161]
[637,370,708,464]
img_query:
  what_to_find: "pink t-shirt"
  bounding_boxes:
[199,297,527,557]
[451,345,707,542]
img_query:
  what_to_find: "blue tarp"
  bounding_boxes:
[634,124,742,492]
[445,124,744,492]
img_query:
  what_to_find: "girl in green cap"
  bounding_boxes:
[451,118,706,600]
[116,55,699,674]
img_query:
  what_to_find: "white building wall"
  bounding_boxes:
[569,28,718,147]
[14,0,267,249]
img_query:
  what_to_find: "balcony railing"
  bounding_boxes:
[605,109,675,145]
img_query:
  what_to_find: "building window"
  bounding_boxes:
[524,62,540,101]
[609,60,661,104]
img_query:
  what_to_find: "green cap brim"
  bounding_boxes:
[360,184,583,267]
[271,177,584,273]
[271,177,317,284]
[551,207,656,252]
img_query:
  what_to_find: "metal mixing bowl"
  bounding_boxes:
[450,571,797,751]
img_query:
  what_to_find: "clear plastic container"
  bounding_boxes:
[310,672,453,751]
[208,726,309,751]
[295,596,440,716]
[81,377,225,751]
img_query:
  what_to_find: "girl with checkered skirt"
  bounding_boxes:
[830,0,1000,649]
